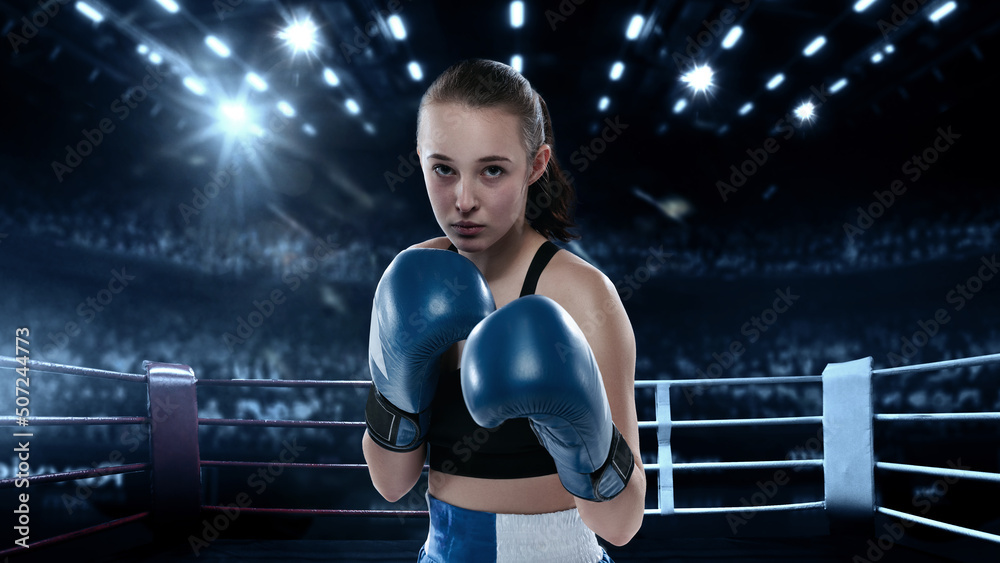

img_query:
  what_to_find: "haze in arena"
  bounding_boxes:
[1,1,999,561]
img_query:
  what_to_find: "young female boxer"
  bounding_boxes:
[363,59,644,562]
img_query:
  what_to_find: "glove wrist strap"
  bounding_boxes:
[365,386,427,452]
[589,424,635,501]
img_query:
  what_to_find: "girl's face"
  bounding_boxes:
[417,103,548,254]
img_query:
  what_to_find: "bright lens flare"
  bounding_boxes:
[280,18,319,54]
[794,101,816,121]
[220,102,247,124]
[682,65,714,93]
[219,102,260,138]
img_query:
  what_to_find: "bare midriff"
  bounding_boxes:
[428,470,576,514]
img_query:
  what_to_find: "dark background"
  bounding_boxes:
[0,0,998,561]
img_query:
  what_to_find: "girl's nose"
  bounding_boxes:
[455,181,478,213]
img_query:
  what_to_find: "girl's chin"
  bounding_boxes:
[449,238,485,252]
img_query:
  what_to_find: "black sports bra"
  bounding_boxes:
[425,241,561,479]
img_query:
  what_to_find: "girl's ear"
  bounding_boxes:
[527,144,552,185]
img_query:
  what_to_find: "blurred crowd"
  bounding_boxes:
[1,185,998,507]
[582,197,998,280]
[2,186,997,285]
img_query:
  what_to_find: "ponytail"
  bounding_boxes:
[526,95,578,241]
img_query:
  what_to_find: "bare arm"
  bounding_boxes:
[362,237,446,502]
[362,430,426,502]
[549,264,646,546]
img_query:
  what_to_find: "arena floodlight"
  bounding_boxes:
[884,44,895,54]
[854,0,877,12]
[246,72,268,92]
[511,55,523,72]
[722,26,742,49]
[794,101,815,121]
[205,35,231,58]
[598,96,610,111]
[218,102,253,136]
[510,2,524,28]
[408,61,423,81]
[803,36,826,57]
[323,67,340,86]
[766,73,785,90]
[279,18,319,54]
[302,123,317,136]
[75,2,105,24]
[871,52,884,64]
[277,101,296,118]
[738,102,753,116]
[928,1,957,22]
[388,15,406,40]
[673,99,687,114]
[682,65,713,93]
[220,102,246,122]
[626,15,644,40]
[183,76,207,96]
[148,52,163,64]
[610,62,624,81]
[155,0,180,14]
[345,98,361,115]
[830,78,848,93]
[137,44,150,55]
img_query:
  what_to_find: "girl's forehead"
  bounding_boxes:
[424,102,513,122]
[419,104,522,154]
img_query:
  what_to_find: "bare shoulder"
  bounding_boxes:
[540,247,619,310]
[407,236,452,250]
[537,246,633,341]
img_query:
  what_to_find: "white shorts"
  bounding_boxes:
[418,493,613,563]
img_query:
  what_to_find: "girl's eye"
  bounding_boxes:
[432,165,503,178]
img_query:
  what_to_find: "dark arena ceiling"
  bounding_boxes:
[2,0,998,237]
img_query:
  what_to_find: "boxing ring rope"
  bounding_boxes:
[194,377,430,519]
[0,355,152,558]
[196,379,370,388]
[662,460,824,471]
[200,506,430,517]
[868,352,1000,545]
[0,356,147,382]
[198,418,364,428]
[0,416,148,426]
[2,352,1000,556]
[637,416,823,429]
[634,375,826,517]
[876,461,1000,484]
[0,463,150,488]
[0,513,151,555]
[872,351,1000,375]
[671,502,827,515]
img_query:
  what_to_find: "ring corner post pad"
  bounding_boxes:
[822,356,874,536]
[144,360,202,536]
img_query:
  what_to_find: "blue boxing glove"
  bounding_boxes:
[461,295,635,501]
[366,248,495,452]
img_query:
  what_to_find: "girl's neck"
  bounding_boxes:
[465,221,544,282]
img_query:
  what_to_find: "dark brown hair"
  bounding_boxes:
[417,59,578,241]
